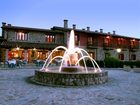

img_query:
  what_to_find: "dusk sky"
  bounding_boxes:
[0,0,140,38]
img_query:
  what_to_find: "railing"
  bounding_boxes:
[129,45,139,52]
[87,42,98,48]
[103,43,114,50]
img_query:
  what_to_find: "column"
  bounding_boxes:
[24,49,28,61]
[5,49,9,61]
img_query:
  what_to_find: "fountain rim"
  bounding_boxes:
[36,69,107,74]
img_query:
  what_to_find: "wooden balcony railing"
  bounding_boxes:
[103,43,114,50]
[129,45,139,52]
[116,44,129,49]
[87,42,98,49]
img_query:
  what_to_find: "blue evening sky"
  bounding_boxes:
[0,0,140,38]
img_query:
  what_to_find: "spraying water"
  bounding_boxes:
[41,30,102,73]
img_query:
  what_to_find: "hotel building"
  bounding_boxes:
[0,20,140,63]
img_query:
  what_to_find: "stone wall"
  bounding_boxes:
[6,30,16,41]
[34,70,108,86]
[28,32,45,43]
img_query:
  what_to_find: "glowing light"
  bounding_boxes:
[132,39,135,42]
[16,47,20,50]
[33,48,36,51]
[116,48,121,53]
[106,36,110,39]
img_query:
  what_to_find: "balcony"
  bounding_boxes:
[87,42,98,49]
[115,44,129,51]
[103,43,114,50]
[0,41,66,49]
[129,45,139,52]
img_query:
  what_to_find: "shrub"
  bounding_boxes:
[96,60,105,67]
[104,57,123,68]
[135,61,140,68]
[86,59,93,67]
[124,61,135,68]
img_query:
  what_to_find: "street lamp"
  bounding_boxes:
[116,48,121,53]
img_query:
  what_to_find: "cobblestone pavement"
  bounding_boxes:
[0,68,140,105]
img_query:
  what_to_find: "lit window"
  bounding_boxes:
[106,36,110,39]
[89,52,95,59]
[45,35,55,43]
[16,32,28,40]
[118,38,124,45]
[104,36,110,45]
[130,39,135,47]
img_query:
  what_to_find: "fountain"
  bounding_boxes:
[31,30,108,86]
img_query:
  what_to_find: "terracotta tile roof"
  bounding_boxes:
[52,26,140,40]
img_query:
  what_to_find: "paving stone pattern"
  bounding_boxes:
[0,68,140,105]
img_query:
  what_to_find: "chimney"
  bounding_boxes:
[82,28,85,31]
[7,24,11,26]
[87,27,90,31]
[113,30,116,35]
[64,19,68,28]
[95,30,98,32]
[2,22,6,26]
[72,24,76,29]
[100,29,103,33]
[108,32,111,34]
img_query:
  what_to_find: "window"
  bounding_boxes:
[130,39,135,48]
[131,54,136,60]
[118,38,124,45]
[87,37,92,44]
[75,35,79,45]
[89,52,95,59]
[16,32,28,40]
[57,35,64,44]
[118,53,124,60]
[45,35,55,43]
[104,36,110,46]
[92,38,98,46]
[105,52,111,58]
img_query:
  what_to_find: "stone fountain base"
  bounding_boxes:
[31,70,108,86]
[61,66,84,72]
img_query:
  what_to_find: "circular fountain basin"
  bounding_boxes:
[31,69,108,86]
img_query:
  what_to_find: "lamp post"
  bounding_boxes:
[116,48,121,53]
[116,48,121,60]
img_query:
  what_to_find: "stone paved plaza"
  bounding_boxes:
[0,68,140,105]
